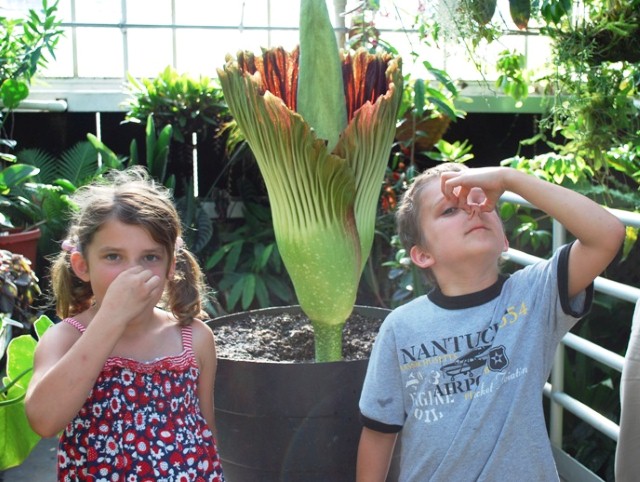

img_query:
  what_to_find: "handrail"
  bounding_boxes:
[501,191,640,478]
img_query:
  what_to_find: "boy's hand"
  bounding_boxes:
[440,167,507,213]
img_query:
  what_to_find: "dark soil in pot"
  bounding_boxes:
[212,309,384,362]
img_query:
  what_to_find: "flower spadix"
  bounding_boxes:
[217,0,402,362]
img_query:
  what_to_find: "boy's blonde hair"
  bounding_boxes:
[396,163,468,285]
[397,162,468,252]
[50,166,207,325]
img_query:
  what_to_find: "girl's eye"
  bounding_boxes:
[144,254,160,262]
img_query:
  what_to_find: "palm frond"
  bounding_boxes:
[58,141,102,186]
[15,148,57,183]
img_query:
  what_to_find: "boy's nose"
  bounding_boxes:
[467,204,481,218]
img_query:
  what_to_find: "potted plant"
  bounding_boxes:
[0,249,42,332]
[0,164,46,263]
[0,0,63,267]
[211,0,402,479]
[1,0,63,161]
[0,314,53,471]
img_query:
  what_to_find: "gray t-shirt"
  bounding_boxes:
[360,244,593,482]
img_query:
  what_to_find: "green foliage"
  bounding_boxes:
[426,139,475,164]
[14,140,118,258]
[0,314,54,470]
[495,50,529,104]
[0,0,63,145]
[0,163,41,230]
[205,202,294,313]
[123,66,229,144]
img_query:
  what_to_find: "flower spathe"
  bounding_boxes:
[218,46,402,361]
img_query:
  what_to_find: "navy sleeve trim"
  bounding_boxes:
[359,412,403,433]
[558,242,594,317]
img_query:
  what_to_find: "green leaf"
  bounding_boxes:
[241,274,256,310]
[0,79,30,110]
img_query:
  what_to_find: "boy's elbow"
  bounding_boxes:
[610,218,626,254]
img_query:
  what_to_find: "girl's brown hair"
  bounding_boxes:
[50,166,207,325]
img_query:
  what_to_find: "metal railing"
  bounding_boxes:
[501,192,640,480]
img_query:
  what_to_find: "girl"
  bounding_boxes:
[25,167,225,481]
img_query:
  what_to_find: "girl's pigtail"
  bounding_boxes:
[167,247,207,325]
[49,245,93,319]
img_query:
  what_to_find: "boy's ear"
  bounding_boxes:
[70,252,90,282]
[503,235,510,252]
[410,245,435,269]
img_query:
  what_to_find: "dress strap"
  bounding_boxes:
[63,318,86,333]
[181,325,194,354]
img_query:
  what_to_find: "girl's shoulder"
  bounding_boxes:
[189,318,215,342]
[35,317,85,358]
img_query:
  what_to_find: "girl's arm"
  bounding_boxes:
[26,265,163,437]
[441,167,626,298]
[25,314,125,437]
[192,319,219,435]
[356,427,397,482]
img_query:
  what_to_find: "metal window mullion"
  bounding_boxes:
[121,0,129,76]
[171,0,177,68]
[70,0,78,77]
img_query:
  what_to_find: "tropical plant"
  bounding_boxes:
[217,0,403,361]
[0,163,45,232]
[123,66,229,145]
[0,0,63,161]
[0,250,42,332]
[205,201,295,312]
[0,315,53,470]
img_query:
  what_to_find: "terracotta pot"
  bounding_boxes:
[0,228,41,268]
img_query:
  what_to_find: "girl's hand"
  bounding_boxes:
[99,266,163,326]
[440,167,507,213]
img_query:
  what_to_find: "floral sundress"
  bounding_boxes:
[57,318,224,482]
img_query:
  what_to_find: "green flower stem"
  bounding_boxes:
[312,321,344,362]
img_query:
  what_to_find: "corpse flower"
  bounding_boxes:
[217,0,402,362]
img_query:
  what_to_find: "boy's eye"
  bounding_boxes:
[105,253,119,261]
[442,206,458,216]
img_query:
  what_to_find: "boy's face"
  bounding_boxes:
[410,178,508,272]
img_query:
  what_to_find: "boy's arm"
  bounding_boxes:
[441,167,626,298]
[356,427,397,482]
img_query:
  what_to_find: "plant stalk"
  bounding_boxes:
[312,321,344,362]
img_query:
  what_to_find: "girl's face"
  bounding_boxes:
[73,218,173,307]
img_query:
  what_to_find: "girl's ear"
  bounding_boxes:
[168,256,177,279]
[410,245,435,269]
[70,252,90,282]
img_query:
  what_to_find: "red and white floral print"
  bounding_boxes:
[58,322,224,482]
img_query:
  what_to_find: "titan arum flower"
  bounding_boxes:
[217,0,402,362]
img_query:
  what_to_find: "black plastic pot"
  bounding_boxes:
[209,305,390,482]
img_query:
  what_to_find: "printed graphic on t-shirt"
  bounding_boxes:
[398,302,530,424]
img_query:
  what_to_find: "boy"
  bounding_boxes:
[357,163,625,481]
